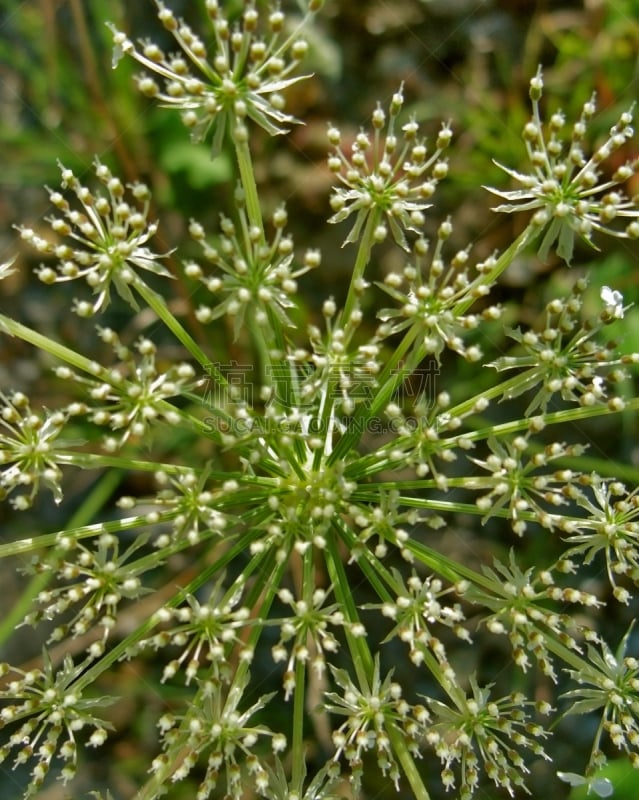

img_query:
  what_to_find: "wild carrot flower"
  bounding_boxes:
[18,160,171,315]
[0,653,113,797]
[271,583,346,698]
[378,222,503,360]
[22,531,149,643]
[150,672,284,800]
[488,277,637,413]
[466,436,587,535]
[489,67,639,263]
[3,2,639,798]
[327,87,452,249]
[562,624,639,768]
[132,578,252,685]
[110,0,316,154]
[54,327,196,449]
[188,200,318,338]
[460,551,598,680]
[0,392,74,509]
[425,676,552,798]
[561,480,639,600]
[323,657,417,790]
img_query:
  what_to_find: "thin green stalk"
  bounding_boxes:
[459,397,639,445]
[325,526,373,685]
[342,209,381,323]
[0,313,105,375]
[235,138,265,241]
[387,723,432,800]
[327,321,421,469]
[291,548,314,794]
[0,511,180,559]
[133,280,214,373]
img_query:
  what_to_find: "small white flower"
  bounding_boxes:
[601,285,624,318]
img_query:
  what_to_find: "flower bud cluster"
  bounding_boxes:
[271,585,345,699]
[328,86,452,249]
[150,671,284,800]
[489,66,639,263]
[425,676,552,798]
[461,551,598,681]
[323,658,422,791]
[54,328,196,450]
[127,468,229,546]
[0,392,74,509]
[489,277,637,414]
[378,224,503,360]
[467,436,588,536]
[188,203,317,338]
[130,580,251,685]
[111,0,316,154]
[368,568,469,669]
[565,480,639,597]
[22,531,150,644]
[18,160,170,314]
[0,654,112,797]
[563,625,639,765]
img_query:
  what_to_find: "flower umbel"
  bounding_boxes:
[425,676,552,798]
[488,277,637,414]
[328,86,452,249]
[488,67,639,263]
[0,653,113,798]
[19,159,171,314]
[0,392,73,509]
[111,0,315,154]
[54,327,196,450]
[562,624,639,770]
[3,4,639,799]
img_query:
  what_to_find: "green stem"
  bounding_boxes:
[327,317,421,469]
[325,526,373,685]
[133,280,213,373]
[0,313,105,375]
[458,397,639,445]
[235,138,264,240]
[0,510,181,559]
[445,367,540,420]
[342,210,381,323]
[387,723,432,800]
[291,548,314,794]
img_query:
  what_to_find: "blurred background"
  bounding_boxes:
[1,0,639,798]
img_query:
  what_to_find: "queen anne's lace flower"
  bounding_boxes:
[378,222,503,361]
[54,328,196,449]
[488,277,637,414]
[0,653,113,796]
[188,202,317,338]
[0,392,74,509]
[327,86,452,249]
[19,160,171,314]
[488,67,639,263]
[110,0,317,154]
[425,677,552,798]
[562,624,639,768]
